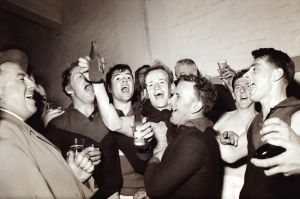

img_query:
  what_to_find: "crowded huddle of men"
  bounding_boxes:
[0,47,300,199]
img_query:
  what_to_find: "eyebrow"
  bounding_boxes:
[112,72,132,78]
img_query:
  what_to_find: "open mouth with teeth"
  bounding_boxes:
[240,96,249,101]
[154,91,164,99]
[121,85,130,93]
[25,92,34,99]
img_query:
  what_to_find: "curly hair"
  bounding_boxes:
[177,75,217,114]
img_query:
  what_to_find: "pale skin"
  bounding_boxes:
[214,76,257,165]
[243,58,300,176]
[0,62,95,182]
[78,57,154,140]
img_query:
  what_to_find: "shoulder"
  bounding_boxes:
[213,111,235,131]
[291,110,300,135]
[178,127,214,148]
[50,110,70,127]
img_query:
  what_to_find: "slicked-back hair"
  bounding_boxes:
[177,75,217,114]
[106,64,133,89]
[143,61,174,89]
[175,58,202,77]
[252,48,295,83]
[232,69,249,89]
[62,61,79,96]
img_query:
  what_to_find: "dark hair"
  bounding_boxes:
[175,58,202,77]
[177,75,217,114]
[232,69,249,89]
[61,61,79,96]
[106,64,133,89]
[143,60,174,89]
[252,48,295,83]
[134,64,150,91]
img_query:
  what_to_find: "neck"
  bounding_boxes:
[73,100,94,117]
[113,98,132,115]
[189,111,204,120]
[0,108,26,121]
[181,112,204,126]
[155,103,171,111]
[236,105,257,118]
[260,91,287,120]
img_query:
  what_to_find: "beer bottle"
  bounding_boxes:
[89,41,105,82]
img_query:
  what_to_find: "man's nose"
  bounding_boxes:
[240,86,246,93]
[154,82,161,90]
[25,77,36,89]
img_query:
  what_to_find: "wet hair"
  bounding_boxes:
[62,61,79,96]
[232,69,249,89]
[106,64,133,89]
[143,60,174,89]
[252,48,295,83]
[175,58,202,77]
[177,75,217,114]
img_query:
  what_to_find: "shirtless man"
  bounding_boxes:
[214,69,257,199]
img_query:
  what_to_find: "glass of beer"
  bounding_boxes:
[70,138,85,154]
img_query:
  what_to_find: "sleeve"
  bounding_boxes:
[144,134,209,198]
[0,138,55,198]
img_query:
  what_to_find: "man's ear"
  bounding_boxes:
[65,84,74,95]
[191,100,203,114]
[272,68,284,82]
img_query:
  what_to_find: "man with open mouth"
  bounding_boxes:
[0,61,94,198]
[213,69,258,199]
[144,75,220,199]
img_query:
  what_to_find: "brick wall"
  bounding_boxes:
[146,0,300,76]
[1,0,299,106]
[24,0,149,107]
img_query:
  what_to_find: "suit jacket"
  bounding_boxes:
[0,110,92,199]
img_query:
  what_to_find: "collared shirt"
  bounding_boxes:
[0,108,24,121]
[47,104,121,198]
[145,116,220,199]
[50,104,109,143]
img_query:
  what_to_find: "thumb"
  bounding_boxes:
[67,150,75,165]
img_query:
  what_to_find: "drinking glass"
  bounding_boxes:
[70,138,85,154]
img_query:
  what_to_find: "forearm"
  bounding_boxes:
[93,83,122,131]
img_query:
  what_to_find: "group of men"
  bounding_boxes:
[0,47,300,199]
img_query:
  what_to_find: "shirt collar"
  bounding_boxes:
[183,117,213,132]
[0,108,24,121]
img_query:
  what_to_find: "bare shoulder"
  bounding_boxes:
[291,110,300,135]
[213,110,236,131]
